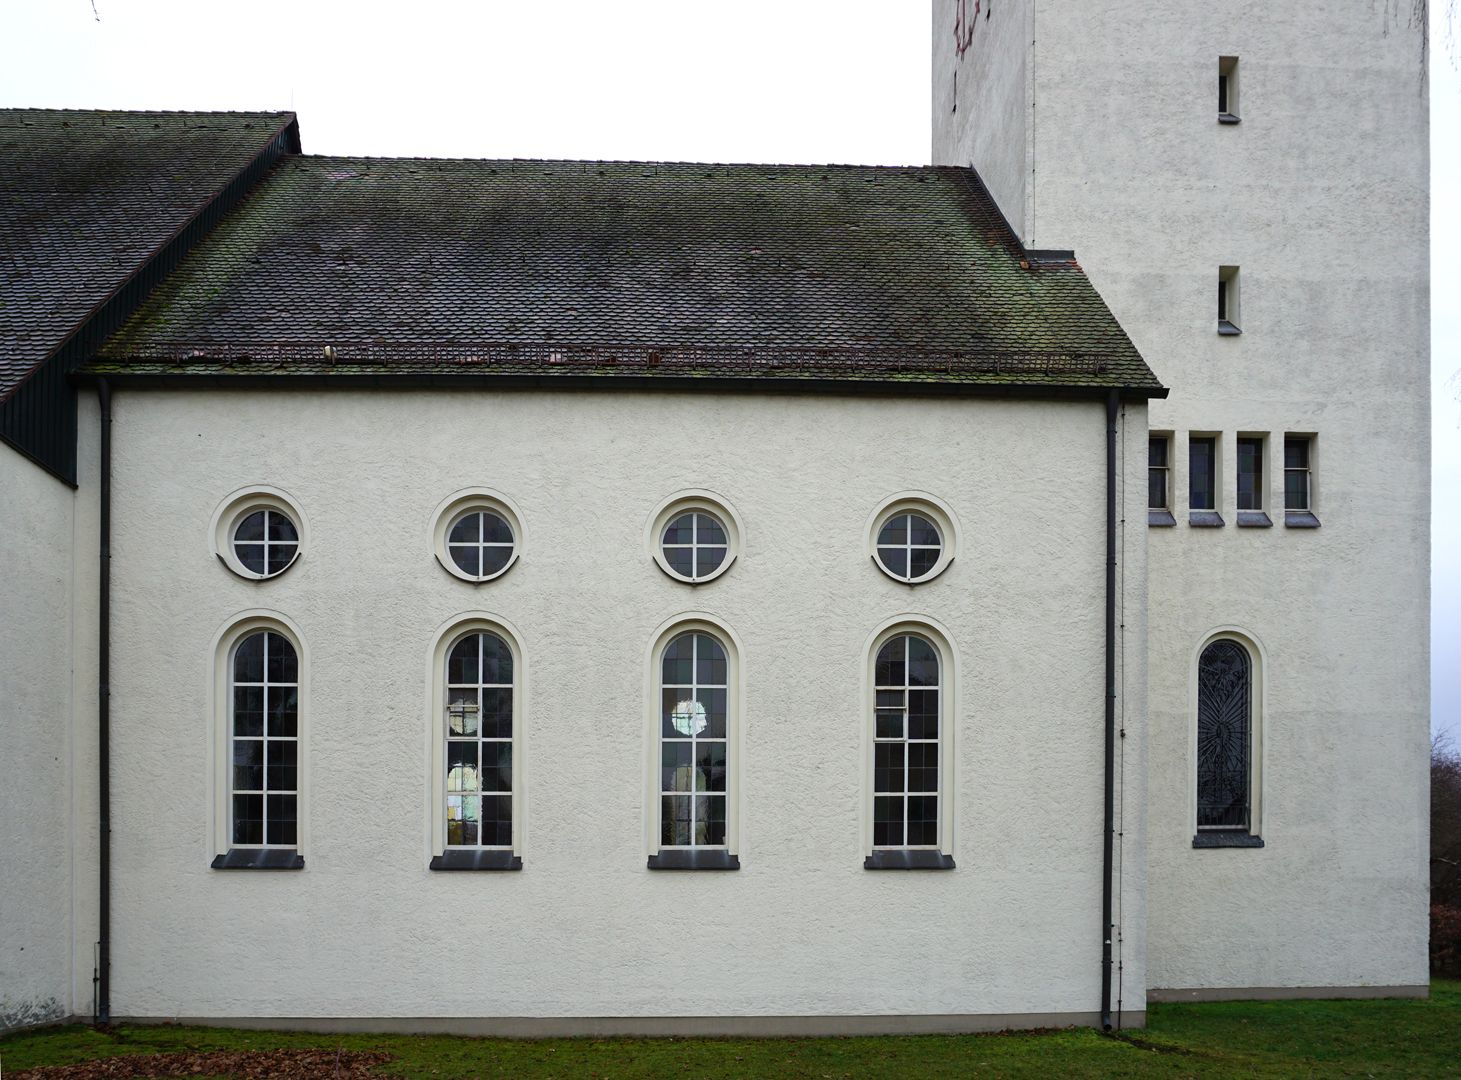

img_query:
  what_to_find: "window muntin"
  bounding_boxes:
[658,631,729,848]
[444,631,515,848]
[230,630,299,847]
[1236,437,1264,511]
[233,508,299,577]
[1149,436,1171,510]
[875,513,943,582]
[1197,639,1253,832]
[660,512,729,582]
[447,510,516,580]
[1284,437,1312,511]
[872,634,942,848]
[1189,437,1217,511]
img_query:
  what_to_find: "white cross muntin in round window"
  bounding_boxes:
[868,494,958,584]
[648,491,743,585]
[211,487,308,581]
[431,489,525,584]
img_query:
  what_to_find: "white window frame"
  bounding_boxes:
[866,492,960,585]
[861,616,958,858]
[430,488,525,584]
[644,613,744,858]
[1188,627,1266,838]
[210,487,308,581]
[646,490,743,585]
[210,611,309,860]
[426,613,527,859]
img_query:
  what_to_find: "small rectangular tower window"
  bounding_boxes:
[1218,267,1241,335]
[1284,436,1320,527]
[1218,57,1240,123]
[1236,436,1271,527]
[1149,434,1175,526]
[1189,435,1223,526]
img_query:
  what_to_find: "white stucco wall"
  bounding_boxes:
[0,440,75,1031]
[99,386,1146,1028]
[934,2,1430,992]
[931,0,1031,240]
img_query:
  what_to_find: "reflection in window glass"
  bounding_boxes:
[233,509,299,577]
[1149,436,1170,510]
[1237,438,1264,511]
[876,513,942,582]
[873,634,941,848]
[447,510,516,580]
[445,631,515,848]
[231,631,298,846]
[660,512,728,581]
[1284,437,1312,511]
[659,632,729,847]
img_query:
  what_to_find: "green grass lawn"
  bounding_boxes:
[4,980,1459,1079]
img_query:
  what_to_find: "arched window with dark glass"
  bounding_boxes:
[873,634,942,849]
[444,630,516,850]
[658,631,729,851]
[230,630,299,848]
[1197,639,1253,832]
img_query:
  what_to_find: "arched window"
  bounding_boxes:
[1197,638,1254,835]
[215,627,303,868]
[872,634,943,844]
[439,629,516,863]
[649,627,738,869]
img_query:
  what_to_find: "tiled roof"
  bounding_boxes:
[91,157,1162,394]
[0,108,296,401]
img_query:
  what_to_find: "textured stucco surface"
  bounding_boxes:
[933,1,1430,991]
[932,0,1031,241]
[101,386,1146,1022]
[0,441,74,1031]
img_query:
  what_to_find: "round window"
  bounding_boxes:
[647,491,742,585]
[232,507,300,578]
[868,494,958,584]
[447,509,516,580]
[430,489,525,584]
[211,488,308,581]
[661,511,729,582]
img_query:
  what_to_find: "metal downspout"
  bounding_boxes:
[97,378,111,1026]
[1101,388,1117,1032]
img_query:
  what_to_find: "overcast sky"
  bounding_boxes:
[1,1,1455,739]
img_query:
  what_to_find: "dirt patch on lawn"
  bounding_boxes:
[10,1048,392,1079]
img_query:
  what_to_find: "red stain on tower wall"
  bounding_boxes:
[954,0,980,59]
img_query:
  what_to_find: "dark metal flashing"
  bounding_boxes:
[72,370,1169,403]
[429,850,522,871]
[1237,511,1272,528]
[1285,511,1322,529]
[647,850,741,871]
[211,849,306,870]
[1025,249,1077,265]
[1189,511,1225,528]
[1148,509,1176,527]
[0,114,300,482]
[1192,833,1265,849]
[1218,113,1242,125]
[863,850,955,870]
[1217,320,1242,336]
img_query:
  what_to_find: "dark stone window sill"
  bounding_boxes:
[1193,832,1265,849]
[1217,320,1242,336]
[1189,511,1225,528]
[647,849,740,870]
[1218,112,1241,125]
[212,848,304,870]
[1148,509,1176,527]
[1285,511,1321,529]
[864,850,955,870]
[1237,510,1272,528]
[430,850,522,871]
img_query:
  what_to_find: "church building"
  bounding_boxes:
[0,3,1430,1034]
